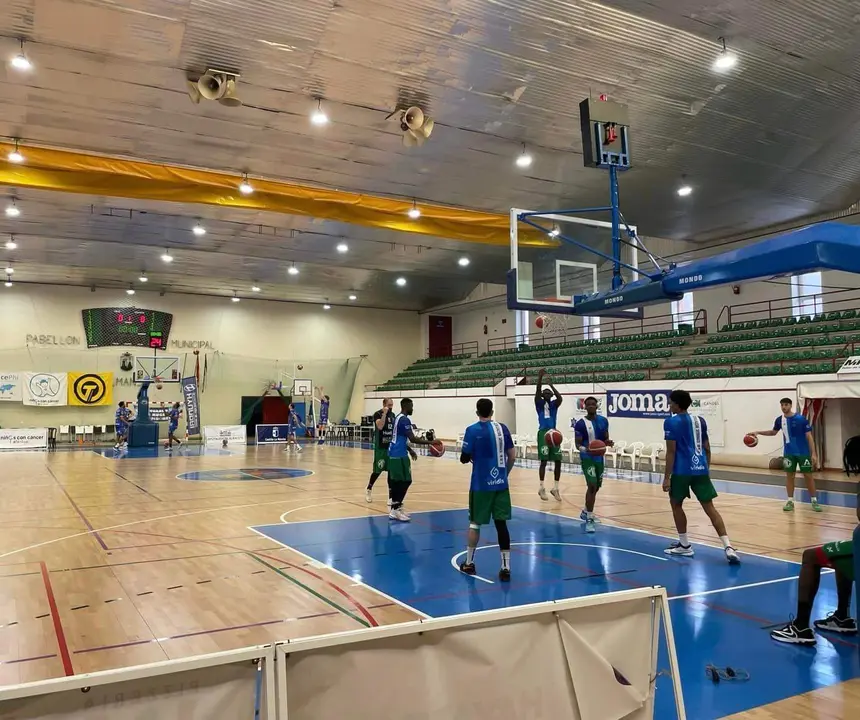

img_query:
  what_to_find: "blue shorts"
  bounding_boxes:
[116,424,128,435]
[168,425,178,433]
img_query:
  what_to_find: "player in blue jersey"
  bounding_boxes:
[535,369,563,501]
[315,386,330,446]
[387,398,431,522]
[663,390,739,564]
[285,403,305,453]
[459,398,517,581]
[573,397,613,534]
[748,398,820,512]
[114,401,132,449]
[165,402,182,450]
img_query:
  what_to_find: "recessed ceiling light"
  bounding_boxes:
[713,37,737,71]
[5,236,17,250]
[287,264,299,276]
[192,222,206,236]
[5,200,20,218]
[395,276,407,287]
[251,285,261,292]
[238,173,254,195]
[549,226,560,238]
[348,294,357,301]
[515,145,533,168]
[336,242,348,253]
[323,303,331,310]
[161,249,173,263]
[10,41,32,71]
[311,99,329,126]
[126,286,135,296]
[7,140,24,164]
[138,273,148,282]
[677,184,693,197]
[458,256,470,267]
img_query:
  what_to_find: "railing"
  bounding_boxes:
[425,341,479,359]
[668,356,846,378]
[486,308,707,354]
[716,287,860,331]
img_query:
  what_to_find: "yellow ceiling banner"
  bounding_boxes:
[68,372,113,407]
[0,144,554,248]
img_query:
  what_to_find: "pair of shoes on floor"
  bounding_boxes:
[459,561,510,582]
[771,613,858,645]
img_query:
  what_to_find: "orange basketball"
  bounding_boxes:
[429,439,445,457]
[545,429,563,447]
[535,315,546,329]
[588,439,607,456]
[744,434,758,448]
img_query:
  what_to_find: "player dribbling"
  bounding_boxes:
[386,398,431,522]
[165,402,182,450]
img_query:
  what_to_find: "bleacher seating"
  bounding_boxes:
[374,354,472,392]
[718,310,857,335]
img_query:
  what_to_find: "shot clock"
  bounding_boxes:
[81,308,173,348]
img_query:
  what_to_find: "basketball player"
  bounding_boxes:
[285,403,304,453]
[315,386,330,445]
[166,402,182,450]
[663,389,740,564]
[114,401,132,449]
[573,396,613,534]
[748,398,821,512]
[366,397,394,503]
[387,398,431,522]
[535,369,563,501]
[459,398,517,581]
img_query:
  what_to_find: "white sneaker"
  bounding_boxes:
[585,520,596,534]
[725,547,740,565]
[365,488,373,503]
[550,487,562,502]
[664,542,694,557]
[538,487,548,501]
[389,509,410,522]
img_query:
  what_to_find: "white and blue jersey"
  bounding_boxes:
[115,406,131,430]
[462,421,514,492]
[535,398,559,430]
[388,414,412,459]
[573,415,610,465]
[664,413,709,476]
[773,414,812,456]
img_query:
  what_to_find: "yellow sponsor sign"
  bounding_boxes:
[68,372,113,406]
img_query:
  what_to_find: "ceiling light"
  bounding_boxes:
[549,226,560,238]
[336,242,348,253]
[5,266,13,275]
[5,200,20,218]
[5,236,17,250]
[138,273,148,282]
[311,99,329,126]
[323,303,331,310]
[126,286,135,296]
[161,249,173,263]
[395,277,407,287]
[515,145,533,168]
[713,37,737,71]
[458,256,470,267]
[407,200,421,220]
[251,285,261,292]
[192,222,206,236]
[10,40,32,71]
[231,294,240,303]
[7,140,24,164]
[677,184,693,197]
[238,173,254,195]
[288,264,299,276]
[348,294,357,301]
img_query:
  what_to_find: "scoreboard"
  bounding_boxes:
[82,308,173,349]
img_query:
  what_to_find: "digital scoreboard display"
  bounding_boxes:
[81,308,174,349]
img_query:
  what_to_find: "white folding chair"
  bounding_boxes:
[620,441,645,470]
[524,435,538,458]
[605,440,625,468]
[642,443,664,472]
[455,433,465,451]
[58,425,71,443]
[562,436,577,463]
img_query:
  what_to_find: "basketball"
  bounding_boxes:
[156,382,163,390]
[545,428,563,447]
[535,315,546,329]
[429,439,445,457]
[744,434,758,448]
[588,439,607,456]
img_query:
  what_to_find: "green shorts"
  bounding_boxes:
[581,457,605,488]
[469,489,512,525]
[372,446,388,473]
[388,456,412,483]
[669,474,718,503]
[783,455,813,474]
[816,540,855,582]
[537,428,563,463]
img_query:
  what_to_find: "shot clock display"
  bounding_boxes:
[81,308,174,349]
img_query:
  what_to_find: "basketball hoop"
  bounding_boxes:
[154,376,164,390]
[535,314,552,332]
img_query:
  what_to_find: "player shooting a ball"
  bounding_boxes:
[535,369,563,501]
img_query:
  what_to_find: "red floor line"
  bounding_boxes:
[39,562,74,676]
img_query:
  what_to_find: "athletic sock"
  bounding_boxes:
[719,535,731,549]
[678,533,690,547]
[553,480,560,490]
[586,512,595,521]
[501,550,510,570]
[787,492,794,500]
[810,496,818,503]
[466,546,476,565]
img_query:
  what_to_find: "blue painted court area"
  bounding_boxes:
[253,507,860,719]
[178,467,313,482]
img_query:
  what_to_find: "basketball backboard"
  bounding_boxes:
[134,354,181,383]
[508,208,643,319]
[293,378,312,396]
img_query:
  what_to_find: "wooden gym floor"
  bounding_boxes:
[0,444,857,718]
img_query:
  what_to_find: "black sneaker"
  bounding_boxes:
[770,622,815,645]
[459,561,476,576]
[814,613,858,634]
[499,568,511,582]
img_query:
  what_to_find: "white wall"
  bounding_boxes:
[0,286,420,427]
